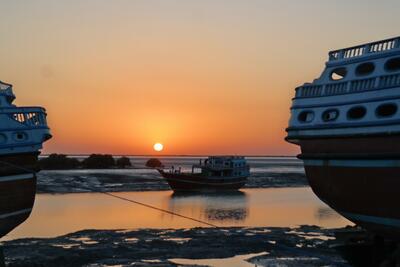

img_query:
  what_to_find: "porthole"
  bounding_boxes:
[0,134,7,144]
[385,57,400,72]
[347,106,367,120]
[13,132,27,141]
[298,110,314,123]
[330,67,347,81]
[376,103,397,118]
[322,109,339,122]
[356,62,375,76]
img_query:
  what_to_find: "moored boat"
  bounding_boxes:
[286,36,400,238]
[158,156,250,192]
[0,81,51,238]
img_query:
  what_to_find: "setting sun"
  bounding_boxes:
[153,143,164,152]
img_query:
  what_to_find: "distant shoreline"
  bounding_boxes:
[41,154,298,158]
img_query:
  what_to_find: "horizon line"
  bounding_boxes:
[41,153,298,158]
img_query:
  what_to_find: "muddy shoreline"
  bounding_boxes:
[37,169,307,194]
[4,225,400,267]
[2,226,347,267]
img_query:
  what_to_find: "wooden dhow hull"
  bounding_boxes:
[303,159,400,237]
[291,135,400,239]
[158,170,247,192]
[0,153,38,238]
[287,114,400,239]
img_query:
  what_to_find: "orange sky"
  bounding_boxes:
[1,1,399,155]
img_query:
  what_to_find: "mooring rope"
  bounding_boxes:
[0,159,218,228]
[99,191,217,227]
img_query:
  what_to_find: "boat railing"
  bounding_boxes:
[379,73,400,88]
[0,107,48,127]
[297,85,323,98]
[193,163,249,170]
[329,37,400,61]
[349,77,376,93]
[324,82,347,95]
[296,73,400,98]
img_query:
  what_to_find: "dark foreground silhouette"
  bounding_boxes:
[4,225,400,267]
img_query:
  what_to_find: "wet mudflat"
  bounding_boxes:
[2,226,350,267]
[36,156,307,193]
[37,168,307,193]
[4,225,400,267]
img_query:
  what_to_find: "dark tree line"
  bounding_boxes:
[39,154,132,170]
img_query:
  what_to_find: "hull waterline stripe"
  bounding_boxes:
[0,208,32,220]
[286,118,400,132]
[341,211,400,228]
[0,173,34,182]
[303,159,400,168]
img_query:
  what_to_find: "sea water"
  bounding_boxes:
[5,187,351,241]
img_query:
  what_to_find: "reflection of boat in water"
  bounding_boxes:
[158,156,250,192]
[168,191,248,223]
[0,81,51,238]
[286,36,400,238]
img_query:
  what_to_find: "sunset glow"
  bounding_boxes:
[2,1,399,155]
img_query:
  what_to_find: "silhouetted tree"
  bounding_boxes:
[116,156,132,168]
[145,158,164,168]
[39,154,80,170]
[82,154,115,169]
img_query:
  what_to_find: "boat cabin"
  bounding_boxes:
[0,81,51,155]
[193,156,250,178]
[287,36,400,141]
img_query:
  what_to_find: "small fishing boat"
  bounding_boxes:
[158,156,250,192]
[0,81,51,238]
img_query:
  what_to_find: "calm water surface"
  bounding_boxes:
[5,187,351,241]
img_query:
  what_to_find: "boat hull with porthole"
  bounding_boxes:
[0,81,51,239]
[286,36,400,239]
[0,152,39,238]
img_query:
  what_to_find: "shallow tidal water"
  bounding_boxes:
[37,156,308,193]
[6,187,351,241]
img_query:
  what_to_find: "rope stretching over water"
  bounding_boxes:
[100,191,217,227]
[0,159,218,228]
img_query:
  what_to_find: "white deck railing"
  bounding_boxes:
[329,37,400,61]
[0,107,48,127]
[295,73,400,98]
